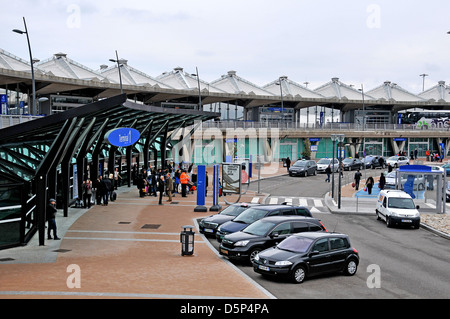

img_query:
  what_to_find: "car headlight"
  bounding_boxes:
[234,240,250,247]
[275,260,293,266]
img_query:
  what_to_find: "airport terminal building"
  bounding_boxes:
[1,48,450,249]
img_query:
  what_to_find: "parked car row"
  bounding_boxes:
[199,202,360,284]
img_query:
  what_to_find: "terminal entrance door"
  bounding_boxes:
[280,143,297,161]
[364,140,383,156]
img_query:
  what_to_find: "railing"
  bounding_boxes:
[0,115,43,130]
[200,121,445,132]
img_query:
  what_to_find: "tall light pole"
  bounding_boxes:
[358,84,366,131]
[13,17,36,115]
[420,74,429,92]
[191,67,202,111]
[109,50,123,94]
[276,76,285,122]
[336,134,345,209]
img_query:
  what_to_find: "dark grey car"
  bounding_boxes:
[289,160,317,177]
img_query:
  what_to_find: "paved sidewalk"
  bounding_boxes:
[0,186,275,299]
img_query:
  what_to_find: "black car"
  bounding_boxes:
[216,205,313,242]
[199,203,259,236]
[289,160,317,177]
[253,232,359,284]
[219,216,327,264]
[365,156,385,169]
[342,158,363,171]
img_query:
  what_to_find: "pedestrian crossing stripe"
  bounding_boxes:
[251,197,330,214]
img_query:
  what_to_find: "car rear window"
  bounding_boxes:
[295,208,311,217]
[330,237,348,250]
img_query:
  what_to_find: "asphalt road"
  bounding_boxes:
[207,170,450,299]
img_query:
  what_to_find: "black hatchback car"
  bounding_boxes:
[216,205,313,242]
[219,216,327,264]
[198,203,259,236]
[253,232,359,284]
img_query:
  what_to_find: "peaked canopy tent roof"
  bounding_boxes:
[2,48,450,114]
[419,81,450,103]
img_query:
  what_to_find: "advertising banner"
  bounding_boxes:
[222,163,241,194]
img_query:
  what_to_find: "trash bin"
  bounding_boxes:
[180,225,195,256]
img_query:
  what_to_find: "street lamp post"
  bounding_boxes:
[420,74,429,92]
[331,134,337,199]
[337,134,345,209]
[13,17,36,115]
[358,84,366,131]
[191,67,202,111]
[276,77,285,123]
[109,50,123,94]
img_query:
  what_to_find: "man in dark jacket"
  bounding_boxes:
[47,198,60,240]
[101,175,113,206]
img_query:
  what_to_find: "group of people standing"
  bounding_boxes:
[82,174,117,208]
[135,165,195,205]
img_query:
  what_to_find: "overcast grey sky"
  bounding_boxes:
[2,0,450,93]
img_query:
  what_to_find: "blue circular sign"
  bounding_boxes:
[106,128,141,147]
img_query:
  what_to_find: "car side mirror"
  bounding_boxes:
[309,250,320,257]
[270,232,279,239]
[416,205,420,210]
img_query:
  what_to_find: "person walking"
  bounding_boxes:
[366,176,375,195]
[94,176,105,205]
[180,170,189,197]
[47,198,60,240]
[158,175,165,205]
[379,173,386,190]
[82,179,93,209]
[102,174,113,206]
[285,157,291,172]
[325,164,331,183]
[414,148,418,160]
[354,169,362,191]
[166,173,173,202]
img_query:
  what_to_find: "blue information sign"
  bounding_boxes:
[105,128,141,147]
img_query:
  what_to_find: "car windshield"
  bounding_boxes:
[317,159,330,165]
[388,197,416,209]
[233,208,269,224]
[343,159,353,164]
[243,220,276,236]
[293,161,307,167]
[386,172,396,178]
[277,236,314,253]
[220,205,248,217]
[388,156,399,161]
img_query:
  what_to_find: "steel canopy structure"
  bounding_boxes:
[0,94,220,249]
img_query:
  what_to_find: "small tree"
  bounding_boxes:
[302,139,311,159]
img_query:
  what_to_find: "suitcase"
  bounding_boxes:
[112,192,117,201]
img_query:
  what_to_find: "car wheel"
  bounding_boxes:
[376,210,381,220]
[249,248,262,265]
[291,265,306,284]
[344,259,358,276]
[386,216,393,228]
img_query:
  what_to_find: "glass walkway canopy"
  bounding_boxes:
[0,94,219,249]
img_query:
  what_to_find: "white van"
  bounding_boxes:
[375,190,420,229]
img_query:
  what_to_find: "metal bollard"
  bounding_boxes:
[180,225,195,256]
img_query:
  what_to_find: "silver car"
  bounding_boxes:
[316,158,339,173]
